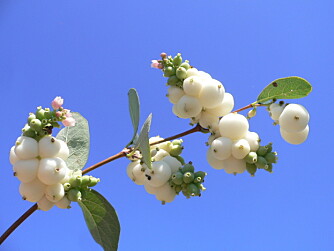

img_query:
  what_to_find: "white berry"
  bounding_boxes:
[279,104,310,132]
[145,161,171,188]
[198,79,225,108]
[167,86,185,104]
[38,158,68,185]
[19,179,46,202]
[39,136,62,158]
[13,159,39,183]
[219,113,249,140]
[14,136,38,160]
[210,137,233,160]
[280,125,309,145]
[231,139,250,159]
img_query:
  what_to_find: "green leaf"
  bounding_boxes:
[56,112,90,170]
[79,189,120,251]
[126,88,140,147]
[134,113,152,169]
[256,77,312,104]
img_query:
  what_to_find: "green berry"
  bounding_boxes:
[163,66,175,77]
[27,113,36,124]
[174,155,185,165]
[170,145,183,157]
[67,189,82,202]
[255,156,268,169]
[30,119,43,132]
[194,171,206,180]
[173,53,182,66]
[176,67,187,80]
[167,75,179,86]
[246,163,257,176]
[181,163,195,173]
[244,152,258,164]
[171,171,183,185]
[180,62,190,70]
[256,146,268,156]
[172,139,183,146]
[187,183,200,196]
[265,163,273,173]
[36,108,46,120]
[264,152,278,164]
[265,143,273,152]
[88,177,100,187]
[183,172,195,184]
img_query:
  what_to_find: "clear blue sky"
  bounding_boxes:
[1,1,333,250]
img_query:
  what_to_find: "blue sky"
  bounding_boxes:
[1,1,333,250]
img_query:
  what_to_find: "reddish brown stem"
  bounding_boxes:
[0,203,38,245]
[232,103,263,113]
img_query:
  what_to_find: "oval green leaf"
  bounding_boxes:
[256,77,312,104]
[56,112,90,170]
[134,113,152,169]
[79,189,120,251]
[126,88,140,147]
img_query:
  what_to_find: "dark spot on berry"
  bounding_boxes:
[51,137,55,143]
[272,82,278,87]
[145,174,151,180]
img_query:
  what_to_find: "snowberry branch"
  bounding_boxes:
[232,103,264,113]
[0,204,38,245]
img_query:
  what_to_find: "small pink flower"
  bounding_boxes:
[55,111,62,117]
[151,60,163,69]
[52,96,64,110]
[62,117,76,127]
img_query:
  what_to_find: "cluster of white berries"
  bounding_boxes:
[10,135,72,211]
[206,113,259,174]
[161,53,234,131]
[126,137,206,204]
[268,102,310,144]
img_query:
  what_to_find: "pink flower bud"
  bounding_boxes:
[52,96,64,110]
[63,109,72,118]
[62,117,76,127]
[151,60,163,69]
[55,111,62,117]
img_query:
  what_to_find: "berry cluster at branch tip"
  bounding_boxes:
[268,102,310,145]
[126,136,207,204]
[154,53,234,132]
[9,97,100,211]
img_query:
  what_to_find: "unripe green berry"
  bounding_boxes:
[174,185,182,194]
[88,177,100,187]
[176,67,187,80]
[247,109,257,118]
[183,172,195,184]
[28,113,36,124]
[256,146,268,156]
[63,183,71,191]
[30,119,43,132]
[181,163,195,173]
[246,163,257,176]
[187,183,200,196]
[170,145,183,157]
[36,108,46,120]
[168,75,180,86]
[265,163,273,173]
[194,171,206,180]
[173,53,182,66]
[264,152,278,164]
[172,139,183,146]
[171,171,183,185]
[67,189,82,202]
[244,152,258,164]
[265,143,273,152]
[194,177,202,183]
[180,62,190,70]
[22,125,36,138]
[163,66,175,77]
[255,156,268,169]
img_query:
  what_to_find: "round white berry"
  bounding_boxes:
[206,148,225,170]
[280,125,309,145]
[19,179,46,202]
[38,158,68,185]
[37,196,54,211]
[198,111,220,129]
[56,196,71,209]
[186,68,199,78]
[219,113,249,140]
[152,149,170,162]
[132,163,147,185]
[231,139,251,159]
[269,103,284,121]
[197,71,212,80]
[14,136,38,160]
[198,79,225,109]
[244,131,260,151]
[55,140,70,160]
[144,183,159,195]
[39,136,62,158]
[279,104,310,132]
[183,76,204,97]
[205,93,234,117]
[126,161,140,181]
[167,86,185,104]
[161,155,182,173]
[222,156,246,174]
[210,137,233,160]
[45,183,65,203]
[9,146,20,165]
[13,159,39,183]
[145,161,171,188]
[175,95,202,118]
[155,183,177,203]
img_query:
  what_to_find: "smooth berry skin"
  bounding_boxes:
[279,104,309,132]
[280,125,309,145]
[14,136,38,160]
[13,159,39,183]
[219,113,249,140]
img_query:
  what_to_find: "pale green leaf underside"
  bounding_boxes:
[126,88,140,147]
[134,113,152,169]
[256,77,312,104]
[79,189,120,251]
[56,112,90,170]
